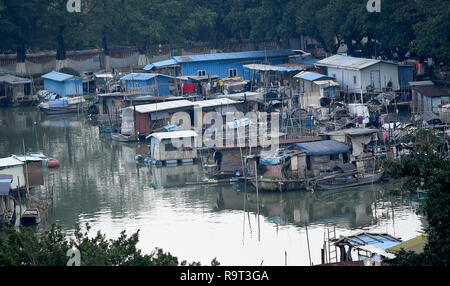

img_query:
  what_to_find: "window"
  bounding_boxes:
[229,68,238,77]
[353,75,357,84]
[198,70,206,76]
[330,154,340,161]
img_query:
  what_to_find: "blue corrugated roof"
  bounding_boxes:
[294,58,320,66]
[144,59,178,71]
[42,71,80,82]
[347,234,402,250]
[288,140,349,156]
[120,73,172,81]
[173,49,295,63]
[295,72,334,82]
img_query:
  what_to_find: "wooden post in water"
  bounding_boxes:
[22,139,30,207]
[254,160,260,241]
[305,223,312,266]
[17,176,22,217]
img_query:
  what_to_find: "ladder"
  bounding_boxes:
[326,227,338,263]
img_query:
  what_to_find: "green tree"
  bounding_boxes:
[0,223,220,266]
[411,0,450,64]
[0,0,42,62]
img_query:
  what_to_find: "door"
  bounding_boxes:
[370,71,381,91]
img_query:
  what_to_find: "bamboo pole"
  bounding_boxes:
[22,139,30,207]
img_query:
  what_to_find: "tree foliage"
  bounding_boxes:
[384,130,450,266]
[0,1,448,66]
[0,223,218,266]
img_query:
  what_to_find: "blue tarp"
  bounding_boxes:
[164,124,178,132]
[0,175,13,195]
[227,118,252,129]
[287,140,349,156]
[48,99,69,107]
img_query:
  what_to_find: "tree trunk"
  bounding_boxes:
[16,40,27,63]
[102,31,109,56]
[56,26,66,60]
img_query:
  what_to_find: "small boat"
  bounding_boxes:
[38,96,88,115]
[20,208,41,226]
[315,171,384,191]
[111,133,137,142]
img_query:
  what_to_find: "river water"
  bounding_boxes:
[0,107,427,266]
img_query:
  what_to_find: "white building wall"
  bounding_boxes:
[326,62,399,94]
[327,67,362,94]
[0,166,25,190]
[361,63,399,92]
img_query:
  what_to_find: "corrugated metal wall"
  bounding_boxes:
[125,77,170,96]
[181,58,285,80]
[44,79,83,96]
[135,112,150,134]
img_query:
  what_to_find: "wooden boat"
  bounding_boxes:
[38,96,88,115]
[111,133,137,142]
[315,171,384,191]
[20,208,41,226]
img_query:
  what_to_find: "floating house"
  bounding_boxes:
[287,140,350,177]
[326,128,379,164]
[294,71,340,107]
[120,73,173,96]
[130,100,197,135]
[316,55,399,94]
[0,75,32,105]
[411,85,449,113]
[144,50,295,80]
[331,232,401,263]
[42,71,83,97]
[148,131,198,165]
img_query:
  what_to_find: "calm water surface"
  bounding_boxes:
[0,107,427,266]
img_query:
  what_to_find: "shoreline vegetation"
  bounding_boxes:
[0,223,220,266]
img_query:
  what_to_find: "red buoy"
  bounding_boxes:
[47,160,60,168]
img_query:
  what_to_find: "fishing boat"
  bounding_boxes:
[20,208,41,226]
[111,133,137,142]
[38,96,88,115]
[315,171,384,191]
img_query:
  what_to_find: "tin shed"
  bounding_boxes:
[42,71,83,97]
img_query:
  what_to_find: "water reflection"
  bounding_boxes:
[0,107,427,265]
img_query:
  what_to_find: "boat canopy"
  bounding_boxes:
[287,140,349,156]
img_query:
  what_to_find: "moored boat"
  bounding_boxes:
[315,171,384,191]
[111,133,137,142]
[20,208,40,226]
[38,96,88,115]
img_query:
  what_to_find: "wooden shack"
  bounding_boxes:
[148,131,198,165]
[287,140,350,177]
[0,75,33,105]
